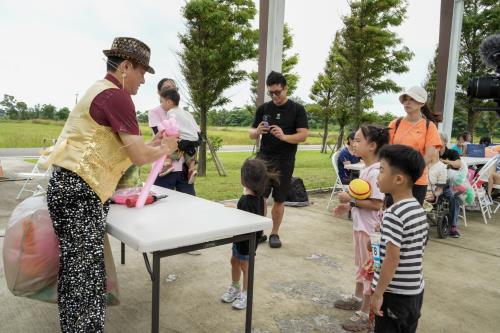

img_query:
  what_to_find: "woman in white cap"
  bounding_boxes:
[385,86,442,207]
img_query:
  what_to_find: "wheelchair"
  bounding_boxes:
[424,186,452,239]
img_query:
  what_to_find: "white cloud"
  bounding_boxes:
[0,0,441,117]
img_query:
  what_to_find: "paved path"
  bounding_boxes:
[0,145,323,158]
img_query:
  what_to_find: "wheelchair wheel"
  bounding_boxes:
[437,213,451,239]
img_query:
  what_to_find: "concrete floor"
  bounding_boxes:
[0,158,499,333]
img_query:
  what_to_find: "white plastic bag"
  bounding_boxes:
[3,196,120,305]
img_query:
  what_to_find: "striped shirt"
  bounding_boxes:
[372,198,428,295]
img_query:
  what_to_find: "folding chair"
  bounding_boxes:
[492,184,500,214]
[469,157,498,224]
[327,149,348,210]
[16,151,52,199]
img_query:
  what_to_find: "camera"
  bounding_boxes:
[466,34,500,116]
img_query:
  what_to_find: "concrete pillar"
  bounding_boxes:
[437,0,464,142]
[257,0,285,106]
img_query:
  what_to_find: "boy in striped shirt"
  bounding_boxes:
[371,145,428,333]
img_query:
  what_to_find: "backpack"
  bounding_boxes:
[284,177,309,207]
[392,117,430,144]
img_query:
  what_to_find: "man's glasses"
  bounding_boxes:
[268,89,283,97]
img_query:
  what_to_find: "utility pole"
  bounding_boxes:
[75,93,79,106]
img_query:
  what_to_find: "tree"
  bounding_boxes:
[16,101,28,120]
[423,47,439,110]
[337,0,413,127]
[249,23,300,104]
[310,32,356,152]
[1,95,18,119]
[136,110,148,124]
[309,34,341,153]
[457,0,500,140]
[40,104,56,119]
[178,0,258,176]
[56,107,70,121]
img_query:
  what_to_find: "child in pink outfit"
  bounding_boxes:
[333,125,389,332]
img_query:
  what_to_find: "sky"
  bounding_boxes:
[0,0,441,117]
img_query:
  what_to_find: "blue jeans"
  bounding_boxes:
[443,187,461,227]
[154,171,196,196]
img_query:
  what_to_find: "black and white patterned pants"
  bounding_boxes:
[47,167,109,333]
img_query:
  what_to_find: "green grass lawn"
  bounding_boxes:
[139,151,335,201]
[0,120,329,147]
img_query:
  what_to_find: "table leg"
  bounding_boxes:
[245,232,256,333]
[152,252,161,333]
[121,242,125,265]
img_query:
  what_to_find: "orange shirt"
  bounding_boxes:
[389,118,442,185]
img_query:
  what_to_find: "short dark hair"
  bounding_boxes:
[266,71,287,87]
[378,144,425,184]
[479,136,492,146]
[347,131,356,144]
[157,78,176,92]
[359,124,390,154]
[241,159,279,197]
[106,56,139,72]
[457,133,467,141]
[160,88,180,106]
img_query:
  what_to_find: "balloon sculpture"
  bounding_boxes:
[448,166,475,205]
[135,116,179,208]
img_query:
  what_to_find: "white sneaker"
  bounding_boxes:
[232,291,247,310]
[221,285,240,303]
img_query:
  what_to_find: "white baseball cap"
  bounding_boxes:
[399,86,428,104]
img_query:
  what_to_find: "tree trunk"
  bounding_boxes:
[321,114,329,154]
[198,107,207,176]
[354,78,362,128]
[336,126,345,151]
[466,97,476,142]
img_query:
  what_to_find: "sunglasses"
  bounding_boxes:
[267,89,283,97]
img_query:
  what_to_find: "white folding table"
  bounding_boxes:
[107,186,271,333]
[344,162,365,171]
[461,156,493,166]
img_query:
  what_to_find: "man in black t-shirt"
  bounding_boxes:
[249,71,309,248]
[439,133,463,237]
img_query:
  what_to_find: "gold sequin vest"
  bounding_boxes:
[48,79,132,202]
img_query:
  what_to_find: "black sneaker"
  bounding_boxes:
[269,234,282,248]
[258,234,268,243]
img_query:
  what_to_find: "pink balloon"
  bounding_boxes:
[135,116,179,208]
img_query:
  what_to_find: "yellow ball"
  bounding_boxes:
[348,178,371,200]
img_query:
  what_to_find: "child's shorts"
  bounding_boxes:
[232,243,249,261]
[353,230,372,295]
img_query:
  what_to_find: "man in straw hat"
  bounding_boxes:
[46,37,178,332]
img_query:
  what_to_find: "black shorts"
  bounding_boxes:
[258,156,295,203]
[375,291,424,333]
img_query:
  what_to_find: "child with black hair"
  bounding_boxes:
[333,125,388,332]
[338,131,361,184]
[371,144,428,333]
[157,88,200,183]
[221,159,278,310]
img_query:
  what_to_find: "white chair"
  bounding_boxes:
[327,149,348,210]
[469,157,498,224]
[16,152,52,199]
[492,184,500,214]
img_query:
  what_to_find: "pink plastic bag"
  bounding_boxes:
[3,196,120,305]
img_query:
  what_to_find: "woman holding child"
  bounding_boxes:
[387,86,442,206]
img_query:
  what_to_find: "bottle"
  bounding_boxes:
[371,232,382,272]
